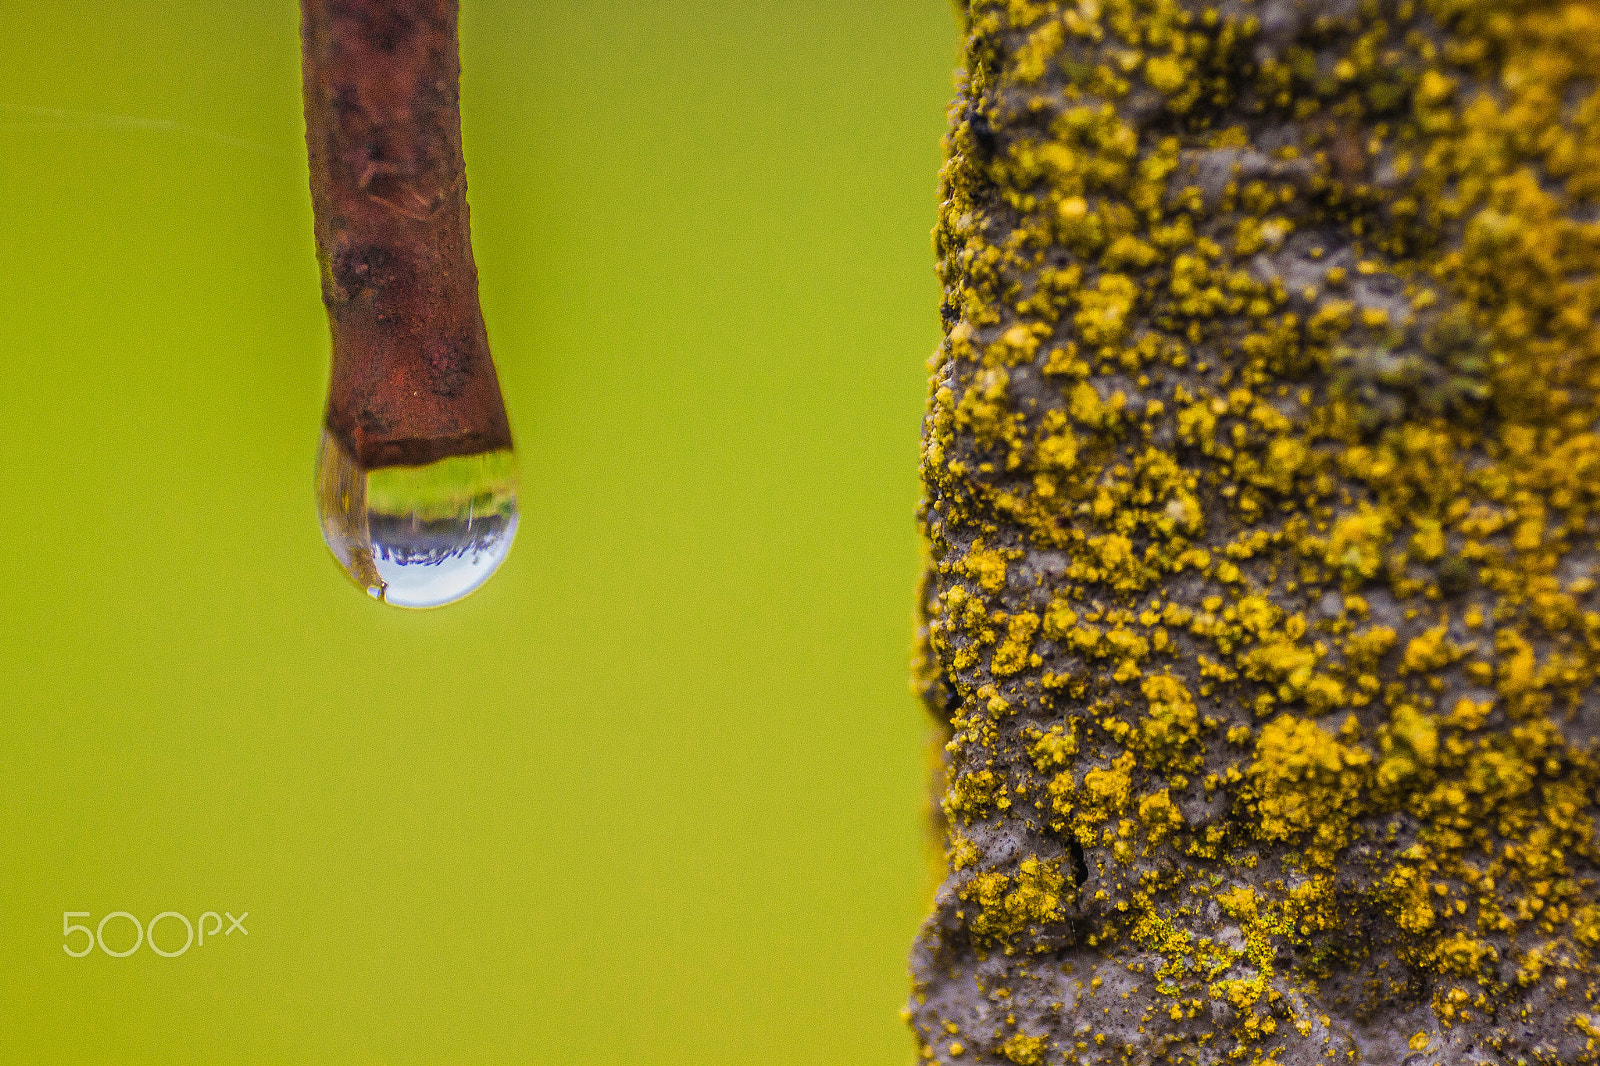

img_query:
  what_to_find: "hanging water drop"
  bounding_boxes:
[316,433,519,608]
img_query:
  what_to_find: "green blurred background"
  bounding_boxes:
[0,2,955,1062]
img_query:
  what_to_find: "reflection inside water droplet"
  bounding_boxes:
[316,432,519,608]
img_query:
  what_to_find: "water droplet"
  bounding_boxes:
[316,431,518,608]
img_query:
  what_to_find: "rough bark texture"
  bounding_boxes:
[909,0,1600,1063]
[301,0,511,470]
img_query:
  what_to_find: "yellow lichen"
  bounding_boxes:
[914,0,1600,1055]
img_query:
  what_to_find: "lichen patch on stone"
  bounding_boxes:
[910,0,1600,1061]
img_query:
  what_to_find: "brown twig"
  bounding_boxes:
[300,0,512,470]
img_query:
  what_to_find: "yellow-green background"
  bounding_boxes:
[0,2,954,1062]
